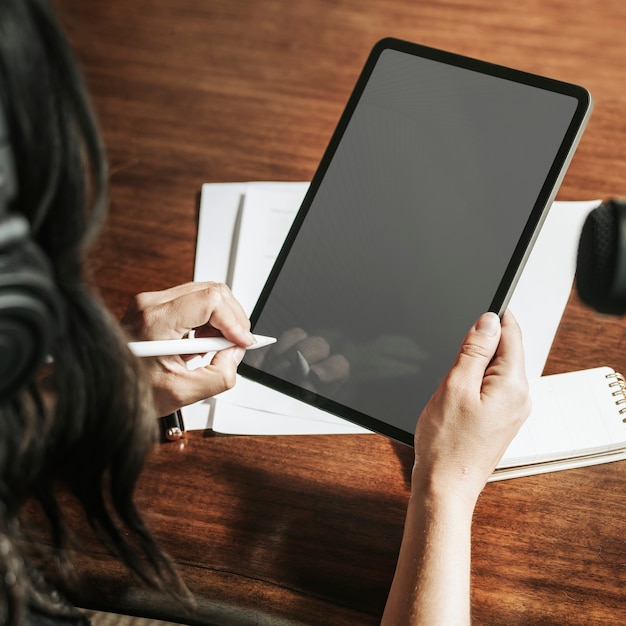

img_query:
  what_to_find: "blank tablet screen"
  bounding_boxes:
[240,38,592,444]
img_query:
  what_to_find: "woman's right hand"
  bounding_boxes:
[412,310,531,505]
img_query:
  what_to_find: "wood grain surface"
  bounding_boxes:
[30,0,626,623]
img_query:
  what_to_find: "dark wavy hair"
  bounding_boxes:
[0,1,187,622]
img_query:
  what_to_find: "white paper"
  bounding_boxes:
[189,181,364,433]
[194,182,309,315]
[230,185,309,316]
[508,199,600,379]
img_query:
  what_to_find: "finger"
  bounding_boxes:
[133,284,252,346]
[140,281,227,305]
[185,347,245,398]
[483,309,529,409]
[131,282,220,309]
[171,286,251,343]
[243,344,268,368]
[491,309,526,376]
[154,348,245,413]
[449,312,502,389]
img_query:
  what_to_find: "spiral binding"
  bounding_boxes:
[606,371,626,420]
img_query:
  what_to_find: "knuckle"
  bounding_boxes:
[130,290,163,314]
[137,303,164,334]
[200,282,229,311]
[209,281,229,298]
[459,339,493,361]
[124,292,147,320]
[441,371,471,406]
[124,295,165,339]
[131,291,150,310]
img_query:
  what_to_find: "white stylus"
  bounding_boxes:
[127,334,276,358]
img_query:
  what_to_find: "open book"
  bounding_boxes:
[183,182,626,479]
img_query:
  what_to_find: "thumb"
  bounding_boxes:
[211,345,246,372]
[452,312,501,384]
[185,346,246,399]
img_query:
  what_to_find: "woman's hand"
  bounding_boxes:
[122,282,254,415]
[383,311,530,626]
[412,310,531,505]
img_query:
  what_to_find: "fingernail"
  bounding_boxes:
[476,312,500,336]
[246,332,256,345]
[232,347,246,365]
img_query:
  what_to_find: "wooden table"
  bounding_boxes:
[36,0,626,623]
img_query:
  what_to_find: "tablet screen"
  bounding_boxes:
[239,39,592,444]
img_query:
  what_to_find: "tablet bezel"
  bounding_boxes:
[238,37,593,445]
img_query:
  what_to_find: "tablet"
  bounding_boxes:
[239,38,593,445]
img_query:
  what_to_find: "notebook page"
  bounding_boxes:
[230,184,307,316]
[194,182,247,285]
[499,366,626,468]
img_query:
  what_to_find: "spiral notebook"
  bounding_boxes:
[491,366,626,480]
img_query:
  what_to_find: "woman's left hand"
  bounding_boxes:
[122,282,254,415]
